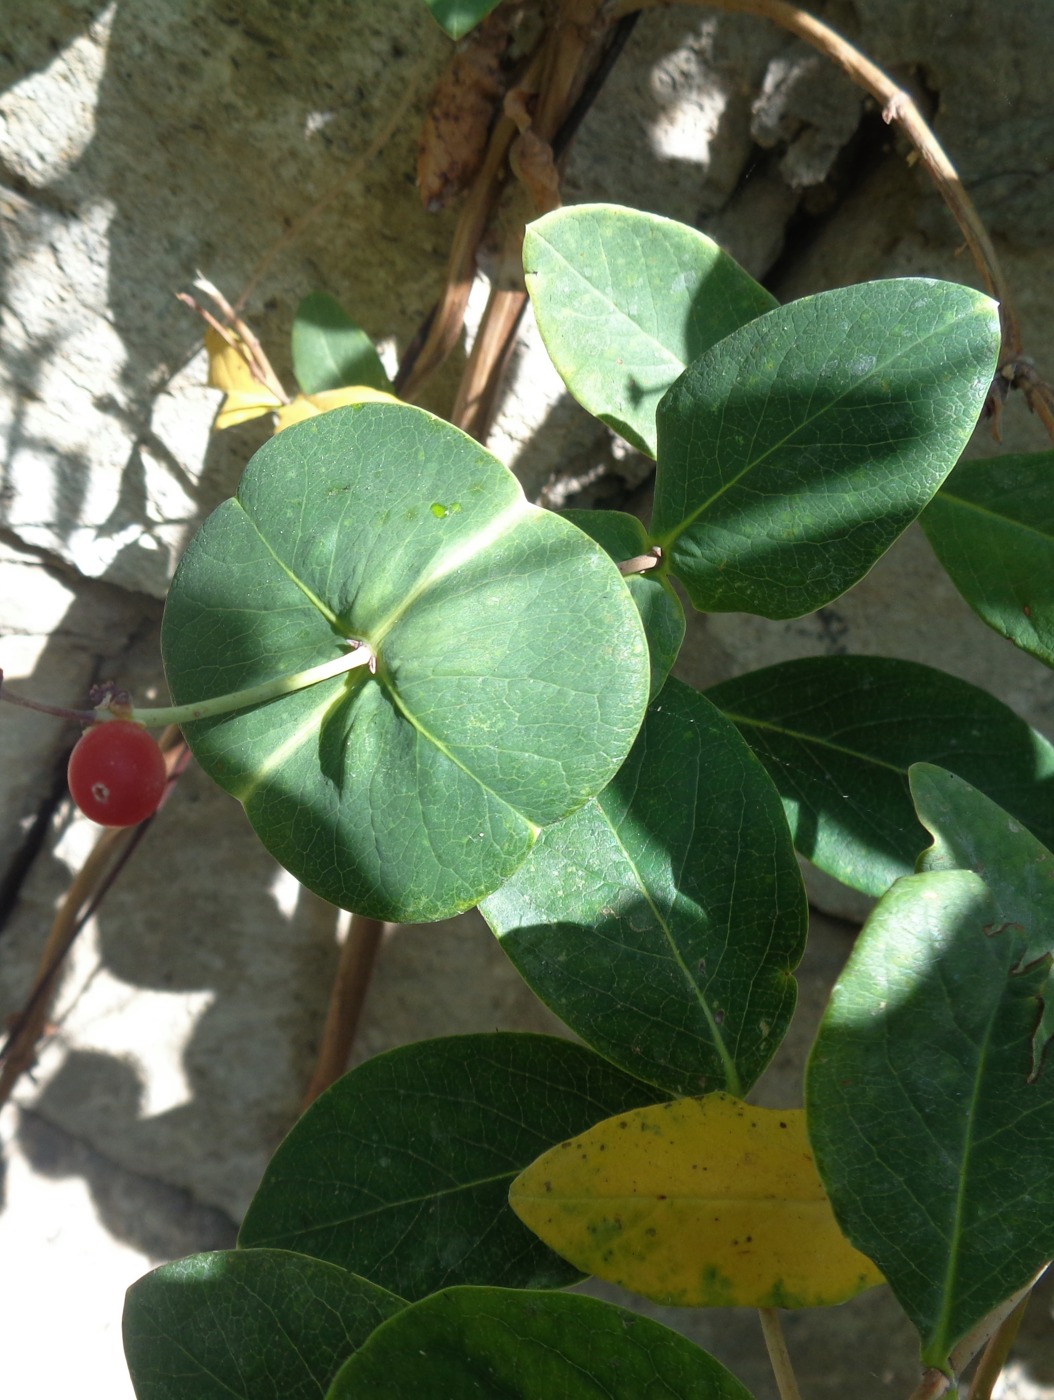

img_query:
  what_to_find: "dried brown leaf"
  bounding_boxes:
[417,6,514,211]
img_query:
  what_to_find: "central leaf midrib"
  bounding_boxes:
[531,235,686,371]
[254,1168,519,1242]
[363,497,530,646]
[238,493,530,649]
[718,710,910,777]
[932,488,1054,546]
[654,303,978,549]
[596,797,742,1097]
[926,971,1003,1365]
[236,497,340,627]
[382,681,540,833]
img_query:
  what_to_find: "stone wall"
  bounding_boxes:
[1,3,1052,1395]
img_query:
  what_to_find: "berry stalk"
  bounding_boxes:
[0,642,375,731]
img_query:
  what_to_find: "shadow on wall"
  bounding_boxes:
[0,0,451,589]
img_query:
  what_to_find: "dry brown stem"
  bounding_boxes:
[302,914,389,1109]
[177,284,290,404]
[604,0,1054,443]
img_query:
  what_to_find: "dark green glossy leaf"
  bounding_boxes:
[162,403,649,922]
[422,0,502,39]
[326,1286,757,1400]
[653,279,1000,617]
[123,1249,403,1400]
[708,655,1054,897]
[291,292,392,394]
[482,678,807,1098]
[807,842,1054,1366]
[239,1034,664,1301]
[922,450,1054,669]
[562,509,685,697]
[525,203,776,455]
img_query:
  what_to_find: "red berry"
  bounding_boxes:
[67,721,167,827]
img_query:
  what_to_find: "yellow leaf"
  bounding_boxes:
[509,1094,883,1309]
[274,385,399,432]
[205,328,281,429]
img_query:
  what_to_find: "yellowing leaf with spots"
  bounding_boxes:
[206,329,399,433]
[509,1093,882,1309]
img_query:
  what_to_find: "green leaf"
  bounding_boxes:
[562,509,685,697]
[707,655,1054,897]
[291,292,392,395]
[525,204,776,456]
[162,403,649,922]
[482,678,807,1098]
[511,1096,882,1309]
[653,279,1000,618]
[912,762,1054,1075]
[922,450,1054,669]
[123,1249,403,1400]
[421,0,502,39]
[806,862,1054,1368]
[326,1286,757,1400]
[239,1034,665,1301]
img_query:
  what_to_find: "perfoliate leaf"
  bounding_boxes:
[524,204,776,456]
[326,1286,758,1400]
[807,859,1054,1369]
[708,655,1054,896]
[205,327,282,429]
[162,403,649,921]
[922,450,1054,670]
[561,509,684,697]
[291,292,393,395]
[123,1249,403,1400]
[421,0,503,40]
[275,385,398,431]
[653,279,1000,618]
[482,679,806,1099]
[510,1095,882,1309]
[239,1034,665,1301]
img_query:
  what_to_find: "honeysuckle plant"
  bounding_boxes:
[113,201,1054,1400]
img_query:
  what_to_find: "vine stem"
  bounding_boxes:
[906,1368,953,1400]
[302,914,391,1109]
[603,0,1054,443]
[757,1309,803,1400]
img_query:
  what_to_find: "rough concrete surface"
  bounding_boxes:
[1,1,1053,1397]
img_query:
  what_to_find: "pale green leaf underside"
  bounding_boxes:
[482,678,806,1098]
[123,1249,403,1400]
[327,1287,757,1400]
[807,862,1054,1367]
[922,450,1054,670]
[162,404,649,922]
[654,278,1000,618]
[524,204,776,456]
